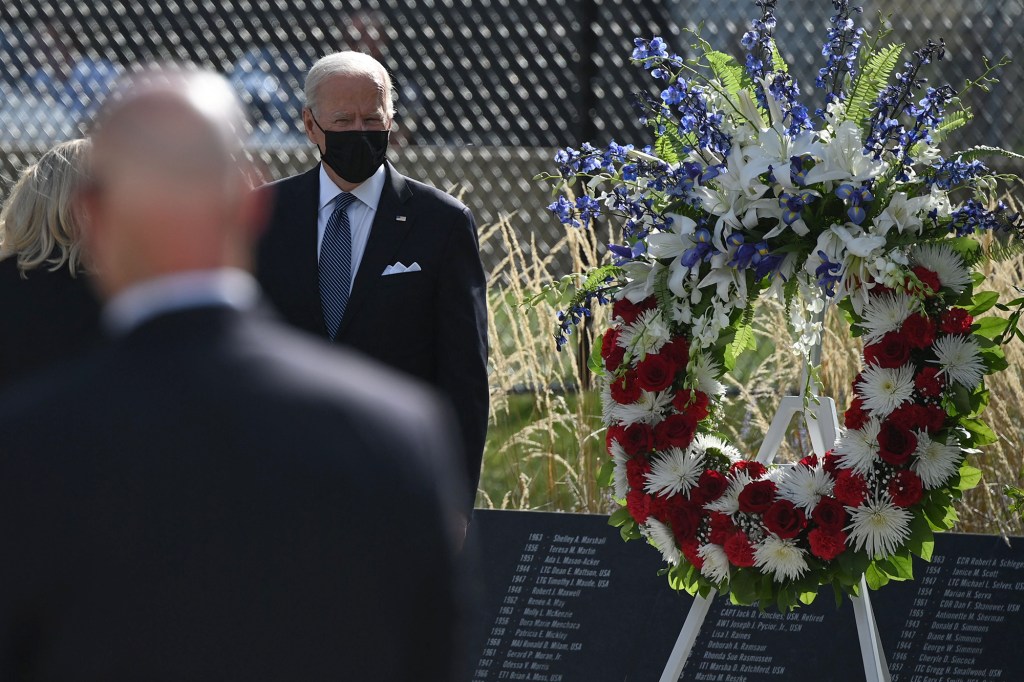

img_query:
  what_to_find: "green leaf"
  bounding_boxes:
[608,506,633,528]
[967,291,1000,316]
[729,570,757,605]
[907,513,935,562]
[845,43,905,126]
[587,333,607,376]
[980,347,1008,373]
[972,316,1010,340]
[958,464,983,491]
[865,562,891,590]
[961,416,998,446]
[877,552,914,581]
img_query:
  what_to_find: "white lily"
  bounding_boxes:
[804,120,884,185]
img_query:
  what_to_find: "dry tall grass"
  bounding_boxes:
[478,195,1024,536]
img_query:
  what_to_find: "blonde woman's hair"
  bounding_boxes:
[0,138,92,277]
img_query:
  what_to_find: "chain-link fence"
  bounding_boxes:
[1,0,1021,274]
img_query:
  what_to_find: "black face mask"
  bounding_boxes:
[312,114,390,184]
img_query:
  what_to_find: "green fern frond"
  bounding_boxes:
[845,43,905,127]
[707,50,749,97]
[953,145,1024,164]
[931,109,974,144]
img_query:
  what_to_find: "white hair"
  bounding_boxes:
[303,52,396,118]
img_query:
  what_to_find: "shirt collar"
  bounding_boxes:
[317,162,387,212]
[103,267,260,335]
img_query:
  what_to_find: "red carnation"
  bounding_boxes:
[697,470,729,503]
[811,496,847,532]
[864,333,911,368]
[625,457,650,490]
[912,266,941,295]
[612,297,648,325]
[941,308,973,335]
[626,490,652,524]
[845,398,869,430]
[763,499,806,539]
[877,421,918,466]
[923,405,947,432]
[833,469,868,506]
[708,512,737,545]
[669,499,702,541]
[730,460,768,479]
[601,327,625,369]
[798,454,819,468]
[914,366,945,398]
[724,533,756,567]
[606,424,626,451]
[653,413,698,451]
[808,528,847,561]
[672,389,710,422]
[662,336,690,368]
[737,479,777,513]
[888,470,924,507]
[619,424,654,457]
[680,538,704,569]
[610,372,642,404]
[636,353,677,393]
[822,450,841,475]
[888,403,926,432]
[901,313,937,349]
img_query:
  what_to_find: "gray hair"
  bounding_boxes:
[304,52,396,119]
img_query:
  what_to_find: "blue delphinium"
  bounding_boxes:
[949,199,1022,236]
[742,0,779,80]
[816,0,864,107]
[927,157,988,190]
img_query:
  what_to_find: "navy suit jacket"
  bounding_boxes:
[256,163,488,509]
[0,305,468,680]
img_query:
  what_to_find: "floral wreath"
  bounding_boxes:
[539,0,1024,610]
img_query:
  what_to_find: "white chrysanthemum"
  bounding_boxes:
[691,433,743,464]
[846,497,913,558]
[704,471,752,515]
[600,382,618,424]
[698,543,731,584]
[912,243,971,294]
[911,432,963,489]
[857,364,915,418]
[775,464,834,512]
[645,518,681,565]
[645,447,704,497]
[859,292,916,344]
[609,439,630,499]
[612,389,674,426]
[617,308,672,357]
[834,418,882,475]
[754,536,810,581]
[690,352,726,398]
[933,335,985,389]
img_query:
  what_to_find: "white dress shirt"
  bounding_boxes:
[316,162,387,289]
[103,268,260,335]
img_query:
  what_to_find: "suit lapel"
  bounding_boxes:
[276,166,326,335]
[336,162,414,338]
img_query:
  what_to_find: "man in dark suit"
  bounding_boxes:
[0,67,468,681]
[256,52,488,513]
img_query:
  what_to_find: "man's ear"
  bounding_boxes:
[302,107,320,148]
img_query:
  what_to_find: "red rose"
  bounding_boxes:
[708,512,737,544]
[833,469,868,506]
[669,499,702,541]
[636,353,677,393]
[940,308,973,335]
[625,457,650,490]
[914,366,944,398]
[763,499,807,539]
[845,398,868,430]
[811,496,847,532]
[620,424,654,457]
[672,389,710,421]
[697,470,729,503]
[912,266,942,295]
[680,538,704,569]
[808,528,847,560]
[662,336,690,368]
[610,371,642,404]
[901,313,936,349]
[864,332,911,368]
[626,490,652,524]
[798,454,819,468]
[877,421,918,466]
[730,460,768,479]
[888,470,924,507]
[612,298,643,325]
[923,405,947,432]
[737,479,777,513]
[606,424,626,451]
[654,413,698,450]
[724,533,756,567]
[601,327,625,370]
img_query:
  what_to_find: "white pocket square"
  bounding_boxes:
[382,261,422,276]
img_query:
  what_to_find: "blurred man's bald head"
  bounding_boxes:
[82,66,265,299]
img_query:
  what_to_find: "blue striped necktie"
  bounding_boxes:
[319,192,358,339]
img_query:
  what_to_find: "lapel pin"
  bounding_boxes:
[396,216,407,222]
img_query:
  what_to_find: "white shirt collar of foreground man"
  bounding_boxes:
[103,267,260,335]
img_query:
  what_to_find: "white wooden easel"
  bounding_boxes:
[659,338,891,682]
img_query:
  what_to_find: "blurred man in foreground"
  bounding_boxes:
[0,67,468,681]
